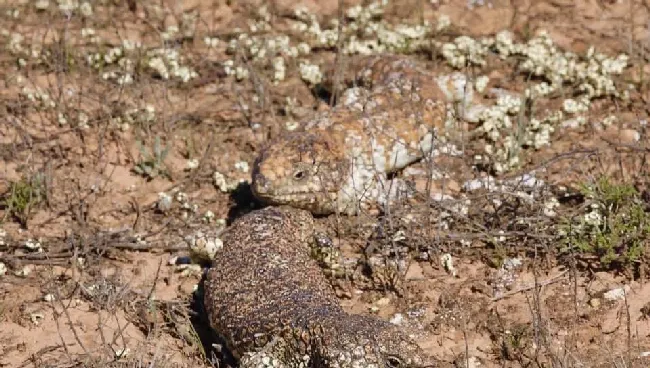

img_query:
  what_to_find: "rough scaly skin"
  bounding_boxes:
[252,55,457,215]
[203,206,435,368]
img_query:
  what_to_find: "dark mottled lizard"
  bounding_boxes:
[203,206,435,368]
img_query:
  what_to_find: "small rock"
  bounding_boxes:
[561,118,583,129]
[509,174,544,189]
[14,265,33,277]
[618,128,641,144]
[441,253,457,277]
[30,312,45,325]
[603,126,641,144]
[389,313,404,325]
[589,298,601,308]
[503,257,522,270]
[463,176,497,192]
[115,348,130,359]
[186,159,199,170]
[603,285,630,301]
[176,264,202,277]
[463,104,487,123]
[24,238,43,252]
[467,356,482,368]
[429,192,456,202]
[375,297,391,306]
[157,192,172,212]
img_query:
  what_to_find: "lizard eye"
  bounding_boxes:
[293,170,306,180]
[386,355,403,368]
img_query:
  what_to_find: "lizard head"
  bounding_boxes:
[251,131,350,215]
[316,314,437,368]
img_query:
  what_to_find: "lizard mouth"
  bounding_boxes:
[252,184,338,215]
[252,173,335,201]
[255,191,335,208]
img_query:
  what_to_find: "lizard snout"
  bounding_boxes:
[251,172,269,195]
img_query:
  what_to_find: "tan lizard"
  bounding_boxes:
[203,206,435,368]
[251,55,469,215]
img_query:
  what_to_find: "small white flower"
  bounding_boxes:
[79,1,92,16]
[186,159,199,170]
[157,192,172,212]
[35,0,50,10]
[204,37,219,48]
[436,14,451,31]
[297,42,311,55]
[81,28,95,37]
[213,171,238,192]
[563,98,588,114]
[78,111,89,127]
[285,121,299,131]
[602,115,616,127]
[203,210,215,223]
[235,161,249,173]
[271,57,286,83]
[176,191,188,203]
[235,66,249,81]
[474,75,489,93]
[122,39,140,50]
[495,230,506,242]
[117,74,134,85]
[148,57,169,79]
[162,25,179,41]
[299,62,322,85]
[584,209,602,227]
[543,198,560,217]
